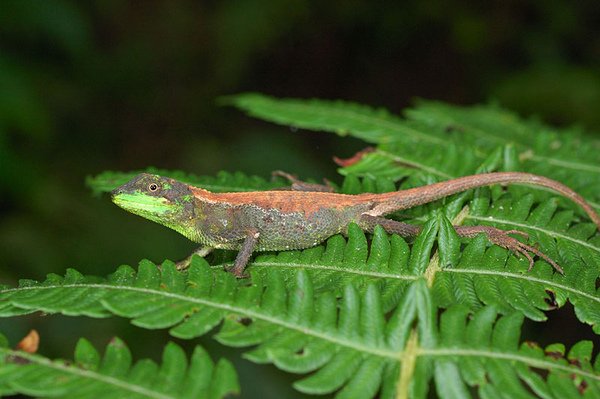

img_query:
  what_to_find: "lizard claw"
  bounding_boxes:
[484,227,563,274]
[175,260,191,271]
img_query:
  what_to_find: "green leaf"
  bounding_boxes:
[3,259,599,398]
[220,92,443,144]
[0,335,239,399]
[408,217,439,275]
[437,212,461,268]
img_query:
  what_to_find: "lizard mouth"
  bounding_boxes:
[112,192,173,216]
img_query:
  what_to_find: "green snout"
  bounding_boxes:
[112,192,173,217]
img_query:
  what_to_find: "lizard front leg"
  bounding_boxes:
[176,246,214,270]
[359,214,563,273]
[229,229,260,278]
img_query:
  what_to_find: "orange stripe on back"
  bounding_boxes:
[190,187,372,215]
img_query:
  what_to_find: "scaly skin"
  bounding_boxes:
[112,172,600,276]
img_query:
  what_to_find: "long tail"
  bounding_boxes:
[362,172,600,228]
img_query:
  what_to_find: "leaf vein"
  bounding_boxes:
[467,215,600,254]
[0,348,173,399]
[421,348,600,381]
[444,269,599,304]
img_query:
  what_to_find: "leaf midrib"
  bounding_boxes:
[257,100,446,145]
[420,349,600,381]
[213,261,600,305]
[412,113,600,176]
[444,269,599,304]
[0,347,172,399]
[4,283,395,359]
[468,214,600,253]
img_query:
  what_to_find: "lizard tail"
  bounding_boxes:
[362,172,600,228]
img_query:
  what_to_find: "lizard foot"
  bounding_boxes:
[176,246,214,271]
[175,259,191,271]
[225,264,249,279]
[478,227,563,274]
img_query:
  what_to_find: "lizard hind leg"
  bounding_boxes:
[455,226,563,274]
[358,214,563,274]
[228,229,260,278]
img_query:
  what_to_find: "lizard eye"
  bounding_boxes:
[148,183,159,192]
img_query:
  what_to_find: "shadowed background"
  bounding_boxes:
[1,1,599,397]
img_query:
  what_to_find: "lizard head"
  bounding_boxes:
[111,173,197,240]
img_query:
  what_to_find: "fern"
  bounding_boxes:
[0,334,239,398]
[2,94,600,397]
[1,260,598,397]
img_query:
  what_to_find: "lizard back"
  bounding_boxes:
[190,188,373,250]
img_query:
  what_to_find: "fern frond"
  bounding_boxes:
[0,259,415,397]
[428,305,600,398]
[219,92,442,144]
[0,334,239,399]
[2,264,598,398]
[407,100,600,202]
[433,190,600,330]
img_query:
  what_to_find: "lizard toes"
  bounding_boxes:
[486,228,563,274]
[514,244,535,271]
[175,259,190,271]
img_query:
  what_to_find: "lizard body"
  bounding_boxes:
[112,172,600,276]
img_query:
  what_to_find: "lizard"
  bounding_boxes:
[111,171,600,277]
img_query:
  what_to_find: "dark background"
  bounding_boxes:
[1,1,599,397]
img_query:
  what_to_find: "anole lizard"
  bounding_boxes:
[111,172,600,277]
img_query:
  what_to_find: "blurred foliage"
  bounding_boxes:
[1,1,599,398]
